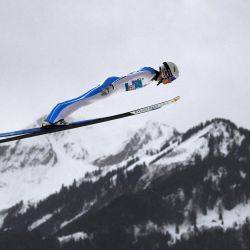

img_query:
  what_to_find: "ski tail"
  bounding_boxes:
[0,127,41,138]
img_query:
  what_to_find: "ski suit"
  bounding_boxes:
[46,67,158,124]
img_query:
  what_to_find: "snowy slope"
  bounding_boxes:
[1,118,250,250]
[1,118,242,212]
[131,202,250,244]
[94,120,178,167]
[0,118,177,210]
[105,119,246,190]
[0,118,246,215]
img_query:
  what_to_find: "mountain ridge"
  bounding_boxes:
[1,117,250,250]
[0,119,177,210]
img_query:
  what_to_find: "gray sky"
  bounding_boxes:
[0,0,250,133]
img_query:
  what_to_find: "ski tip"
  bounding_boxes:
[171,96,180,103]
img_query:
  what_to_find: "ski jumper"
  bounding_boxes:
[46,67,157,124]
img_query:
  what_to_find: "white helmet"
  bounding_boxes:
[160,62,179,81]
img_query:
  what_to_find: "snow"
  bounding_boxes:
[240,170,247,179]
[91,121,246,191]
[58,232,88,244]
[78,121,177,184]
[28,214,53,231]
[0,117,141,210]
[0,116,178,212]
[136,122,176,155]
[0,158,97,210]
[60,199,96,229]
[0,211,8,228]
[211,122,245,156]
[196,202,250,229]
[132,220,189,243]
[0,117,249,248]
[67,116,146,161]
[100,122,176,169]
[0,116,247,238]
[0,117,153,211]
[155,124,212,166]
[152,121,245,167]
[60,208,88,229]
[132,202,250,244]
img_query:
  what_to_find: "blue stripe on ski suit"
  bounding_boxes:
[46,76,119,123]
[46,67,157,123]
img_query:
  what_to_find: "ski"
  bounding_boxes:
[0,96,180,144]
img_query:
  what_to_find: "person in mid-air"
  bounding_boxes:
[42,61,179,128]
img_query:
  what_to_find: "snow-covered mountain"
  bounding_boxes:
[0,119,177,210]
[1,118,250,250]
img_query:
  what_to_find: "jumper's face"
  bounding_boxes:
[157,70,172,85]
[162,78,171,85]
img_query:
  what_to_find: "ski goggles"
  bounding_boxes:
[167,76,176,82]
[160,62,176,82]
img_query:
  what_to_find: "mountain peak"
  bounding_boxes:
[93,121,178,167]
[181,118,241,143]
[150,117,247,169]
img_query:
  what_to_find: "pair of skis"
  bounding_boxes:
[0,96,180,144]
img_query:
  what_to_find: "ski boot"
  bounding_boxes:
[101,84,115,96]
[42,119,68,129]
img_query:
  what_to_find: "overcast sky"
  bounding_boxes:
[0,0,249,133]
